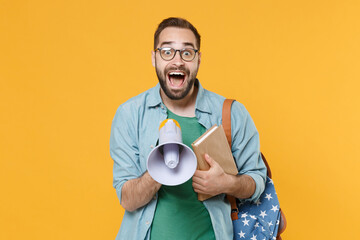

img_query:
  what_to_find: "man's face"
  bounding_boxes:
[152,27,201,100]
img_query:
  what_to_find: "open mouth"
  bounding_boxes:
[167,71,186,88]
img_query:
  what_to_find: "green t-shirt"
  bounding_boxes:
[150,110,216,240]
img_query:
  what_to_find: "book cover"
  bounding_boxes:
[191,124,238,201]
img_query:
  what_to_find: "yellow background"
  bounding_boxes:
[1,0,359,239]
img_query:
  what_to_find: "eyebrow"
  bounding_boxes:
[159,41,196,49]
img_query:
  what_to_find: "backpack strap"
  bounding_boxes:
[222,99,234,146]
[222,99,239,220]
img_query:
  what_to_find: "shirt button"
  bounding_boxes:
[161,105,164,109]
[146,221,150,225]
[150,145,154,149]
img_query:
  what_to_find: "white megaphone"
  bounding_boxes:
[147,119,197,186]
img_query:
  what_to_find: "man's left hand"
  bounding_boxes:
[192,154,230,196]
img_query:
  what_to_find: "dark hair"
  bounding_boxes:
[154,17,201,50]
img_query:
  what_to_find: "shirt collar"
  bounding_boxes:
[146,79,212,114]
[147,83,163,108]
[194,79,212,114]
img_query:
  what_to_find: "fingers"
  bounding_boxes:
[192,174,205,185]
[192,173,211,194]
[192,181,206,193]
[192,173,206,192]
[193,187,207,194]
[204,154,214,166]
[193,169,206,179]
[192,176,217,195]
[192,175,208,195]
[192,154,223,196]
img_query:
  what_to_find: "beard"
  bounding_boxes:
[155,63,198,100]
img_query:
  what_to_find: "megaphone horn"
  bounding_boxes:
[147,119,197,186]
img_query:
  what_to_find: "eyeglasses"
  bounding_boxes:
[154,47,199,62]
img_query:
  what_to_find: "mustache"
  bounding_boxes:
[165,66,189,74]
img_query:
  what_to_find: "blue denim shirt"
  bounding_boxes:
[110,80,267,240]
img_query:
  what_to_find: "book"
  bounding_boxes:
[191,124,238,201]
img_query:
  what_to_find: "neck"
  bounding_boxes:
[160,85,198,117]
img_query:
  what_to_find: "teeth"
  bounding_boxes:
[169,72,184,76]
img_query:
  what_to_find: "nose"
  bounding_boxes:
[171,50,185,66]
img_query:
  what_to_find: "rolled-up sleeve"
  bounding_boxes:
[110,105,141,204]
[230,101,267,202]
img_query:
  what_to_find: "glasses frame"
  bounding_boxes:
[154,47,199,62]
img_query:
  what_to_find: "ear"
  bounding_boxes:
[151,50,156,67]
[198,52,201,65]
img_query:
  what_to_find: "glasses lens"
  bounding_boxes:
[160,48,175,60]
[181,48,196,61]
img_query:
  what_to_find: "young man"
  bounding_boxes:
[110,17,267,240]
